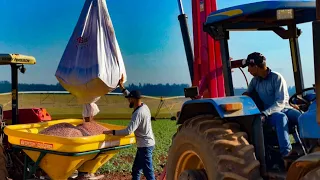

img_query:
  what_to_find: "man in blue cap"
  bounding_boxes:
[242,52,301,158]
[104,75,156,180]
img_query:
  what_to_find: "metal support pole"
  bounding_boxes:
[315,0,320,124]
[177,0,194,83]
[177,0,185,14]
[317,0,320,20]
[11,64,18,125]
[313,0,320,124]
[288,24,304,94]
[215,26,234,96]
[220,38,234,96]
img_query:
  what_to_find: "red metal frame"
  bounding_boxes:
[192,0,225,98]
[160,1,222,178]
[160,0,222,177]
[192,0,201,87]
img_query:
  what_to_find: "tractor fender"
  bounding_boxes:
[286,151,320,180]
[177,95,261,124]
[297,101,320,139]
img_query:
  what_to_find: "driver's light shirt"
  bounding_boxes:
[247,68,291,116]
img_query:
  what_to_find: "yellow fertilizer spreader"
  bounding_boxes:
[4,119,136,180]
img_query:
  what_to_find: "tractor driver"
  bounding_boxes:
[242,52,301,158]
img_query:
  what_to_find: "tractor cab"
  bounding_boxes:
[203,0,317,114]
[0,54,36,125]
[203,0,315,96]
[199,1,320,177]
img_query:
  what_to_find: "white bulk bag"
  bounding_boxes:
[55,0,126,104]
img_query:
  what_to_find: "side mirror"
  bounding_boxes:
[184,86,199,99]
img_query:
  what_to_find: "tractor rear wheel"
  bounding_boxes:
[0,144,8,180]
[301,166,320,180]
[166,115,262,180]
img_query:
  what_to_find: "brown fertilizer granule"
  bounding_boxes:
[76,121,110,136]
[39,121,109,137]
[39,123,84,137]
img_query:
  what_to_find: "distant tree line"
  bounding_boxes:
[0,81,65,93]
[0,80,297,96]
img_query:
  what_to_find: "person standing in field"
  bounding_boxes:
[104,75,156,180]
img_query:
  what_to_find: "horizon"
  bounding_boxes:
[0,0,316,89]
[0,82,298,97]
[0,80,298,89]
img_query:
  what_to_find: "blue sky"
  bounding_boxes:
[0,0,316,88]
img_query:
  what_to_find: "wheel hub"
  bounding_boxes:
[178,169,208,180]
[175,150,206,180]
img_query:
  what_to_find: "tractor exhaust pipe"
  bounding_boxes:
[177,0,194,83]
[312,0,320,125]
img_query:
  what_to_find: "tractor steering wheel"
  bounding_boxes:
[289,87,316,112]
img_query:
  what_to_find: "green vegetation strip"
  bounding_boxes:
[98,119,178,174]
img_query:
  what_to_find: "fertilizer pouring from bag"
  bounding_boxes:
[82,96,101,120]
[39,122,110,137]
[55,0,127,104]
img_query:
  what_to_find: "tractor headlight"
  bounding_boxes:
[277,9,294,20]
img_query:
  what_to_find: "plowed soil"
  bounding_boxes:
[102,172,163,180]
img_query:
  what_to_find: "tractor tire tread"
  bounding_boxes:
[0,144,8,180]
[167,115,262,180]
[301,166,320,180]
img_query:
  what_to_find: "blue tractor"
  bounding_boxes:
[166,1,320,179]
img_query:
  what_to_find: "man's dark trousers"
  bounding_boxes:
[131,146,155,180]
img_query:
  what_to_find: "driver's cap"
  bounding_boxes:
[242,52,266,67]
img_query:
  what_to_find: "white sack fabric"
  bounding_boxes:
[55,0,127,104]
[82,97,101,118]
